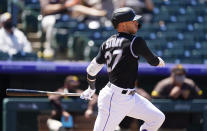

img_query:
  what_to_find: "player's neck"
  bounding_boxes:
[117,28,130,34]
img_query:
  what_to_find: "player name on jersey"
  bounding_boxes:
[105,38,124,49]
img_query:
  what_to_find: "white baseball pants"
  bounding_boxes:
[93,83,165,131]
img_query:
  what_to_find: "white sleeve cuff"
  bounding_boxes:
[157,57,165,67]
[87,58,104,76]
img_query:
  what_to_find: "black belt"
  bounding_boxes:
[107,83,136,95]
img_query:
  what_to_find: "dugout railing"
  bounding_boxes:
[2,98,207,131]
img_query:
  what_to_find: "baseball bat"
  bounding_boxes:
[6,89,81,97]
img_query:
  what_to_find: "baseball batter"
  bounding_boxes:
[80,7,165,131]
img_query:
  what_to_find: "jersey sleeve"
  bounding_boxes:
[95,44,105,64]
[131,37,159,66]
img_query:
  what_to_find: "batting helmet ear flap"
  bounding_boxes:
[137,19,142,29]
[138,23,142,29]
[111,18,119,29]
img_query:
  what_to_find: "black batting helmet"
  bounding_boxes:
[111,7,142,29]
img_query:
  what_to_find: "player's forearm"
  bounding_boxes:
[134,37,160,66]
[87,74,96,90]
[142,48,160,66]
[147,56,160,66]
[86,58,104,89]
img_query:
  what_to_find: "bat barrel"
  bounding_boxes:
[6,89,81,97]
[6,89,47,96]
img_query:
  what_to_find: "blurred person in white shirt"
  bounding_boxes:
[114,0,154,23]
[0,12,32,56]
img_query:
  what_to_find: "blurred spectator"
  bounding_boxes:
[112,0,124,10]
[100,0,115,20]
[151,65,203,130]
[40,0,106,59]
[70,0,107,20]
[151,64,203,100]
[119,0,154,23]
[72,0,111,24]
[47,75,97,131]
[40,0,78,58]
[0,12,32,56]
[117,80,152,131]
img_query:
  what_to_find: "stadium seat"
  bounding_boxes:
[163,31,181,41]
[162,49,173,58]
[169,0,180,5]
[89,0,205,63]
[12,52,38,61]
[17,0,207,63]
[197,16,204,23]
[101,30,116,39]
[194,23,207,32]
[184,50,191,58]
[161,5,188,16]
[148,39,167,50]
[67,34,89,60]
[21,0,40,33]
[191,5,207,16]
[166,23,186,32]
[191,49,202,58]
[91,31,102,40]
[0,51,10,60]
[201,49,207,60]
[55,21,78,30]
[77,23,89,31]
[186,6,196,16]
[170,0,187,6]
[24,0,39,5]
[181,40,196,49]
[83,40,100,61]
[182,33,194,41]
[156,32,167,41]
[153,14,170,22]
[93,39,105,46]
[153,0,164,5]
[181,58,203,64]
[204,16,207,23]
[200,41,207,50]
[55,31,69,50]
[170,41,185,49]
[193,32,206,41]
[137,31,151,39]
[146,40,156,50]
